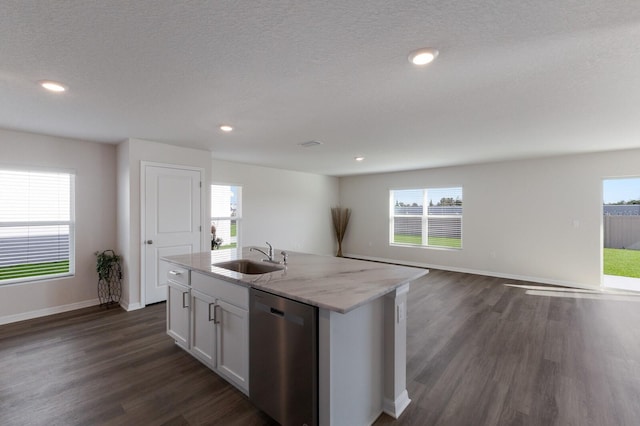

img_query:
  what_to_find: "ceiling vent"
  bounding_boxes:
[298,140,323,148]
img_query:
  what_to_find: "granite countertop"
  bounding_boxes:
[162,248,428,314]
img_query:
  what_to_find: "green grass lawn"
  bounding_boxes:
[218,242,237,250]
[393,234,461,248]
[218,222,237,250]
[0,260,70,281]
[603,248,640,278]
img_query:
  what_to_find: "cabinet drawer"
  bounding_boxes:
[165,265,190,286]
[192,271,249,309]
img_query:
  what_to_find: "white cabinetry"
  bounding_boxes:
[166,267,190,349]
[163,260,249,394]
[190,289,216,367]
[215,298,249,390]
[191,271,249,393]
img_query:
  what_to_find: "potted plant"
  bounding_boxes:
[95,249,122,307]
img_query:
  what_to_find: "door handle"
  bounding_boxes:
[145,240,153,244]
[182,291,189,308]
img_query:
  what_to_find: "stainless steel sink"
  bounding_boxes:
[213,259,284,274]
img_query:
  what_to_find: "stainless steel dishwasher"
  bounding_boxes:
[250,288,318,426]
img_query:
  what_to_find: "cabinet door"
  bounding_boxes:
[167,281,190,349]
[216,299,249,393]
[191,289,216,368]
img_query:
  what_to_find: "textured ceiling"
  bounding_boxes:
[1,1,640,176]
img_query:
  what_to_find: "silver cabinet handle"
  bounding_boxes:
[213,304,221,324]
[208,303,215,322]
[169,270,182,276]
[182,291,189,308]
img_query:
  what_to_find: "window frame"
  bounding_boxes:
[211,183,242,256]
[389,186,463,250]
[0,166,76,285]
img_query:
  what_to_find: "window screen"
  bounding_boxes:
[211,184,241,255]
[0,169,75,283]
[390,187,462,249]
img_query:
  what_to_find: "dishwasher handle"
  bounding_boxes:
[270,307,284,317]
[254,300,305,326]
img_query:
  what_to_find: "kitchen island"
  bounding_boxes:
[162,248,428,426]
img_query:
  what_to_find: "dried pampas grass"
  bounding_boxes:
[331,206,351,257]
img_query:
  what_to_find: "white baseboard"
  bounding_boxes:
[383,390,411,419]
[0,298,100,326]
[343,253,600,291]
[120,300,144,311]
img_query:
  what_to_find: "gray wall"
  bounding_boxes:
[212,159,339,256]
[340,148,640,289]
[0,128,117,324]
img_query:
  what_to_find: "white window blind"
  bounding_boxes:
[211,184,241,255]
[390,187,462,249]
[0,169,75,283]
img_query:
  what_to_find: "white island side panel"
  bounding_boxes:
[318,297,385,426]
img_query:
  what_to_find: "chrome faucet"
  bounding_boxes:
[250,242,288,265]
[251,242,276,263]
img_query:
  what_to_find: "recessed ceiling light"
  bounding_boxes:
[220,125,233,132]
[39,80,67,92]
[354,156,365,162]
[408,48,439,66]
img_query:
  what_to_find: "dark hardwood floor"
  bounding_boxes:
[2,270,640,425]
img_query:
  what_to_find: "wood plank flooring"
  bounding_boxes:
[2,270,640,425]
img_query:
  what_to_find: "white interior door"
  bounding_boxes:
[144,164,202,305]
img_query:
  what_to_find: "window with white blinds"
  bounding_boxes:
[390,187,462,249]
[211,184,241,254]
[0,169,75,283]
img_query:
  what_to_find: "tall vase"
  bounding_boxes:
[331,206,351,258]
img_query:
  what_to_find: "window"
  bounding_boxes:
[211,184,241,255]
[0,169,75,284]
[390,187,462,249]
